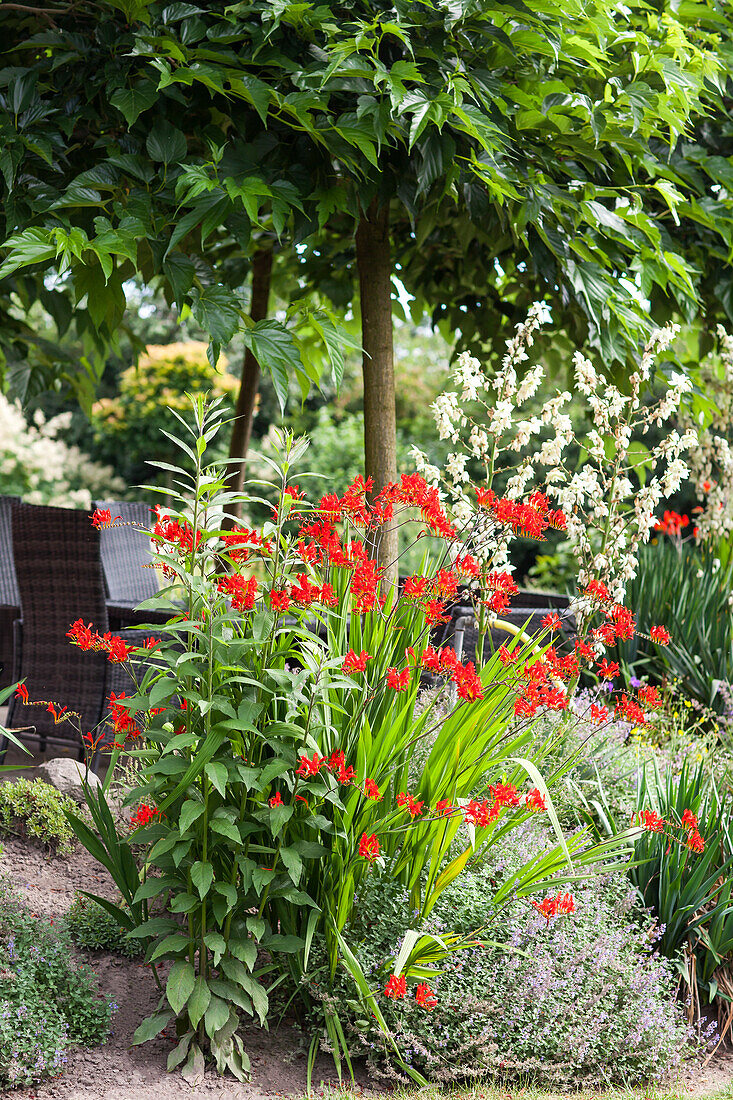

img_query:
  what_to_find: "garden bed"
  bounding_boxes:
[0,835,731,1100]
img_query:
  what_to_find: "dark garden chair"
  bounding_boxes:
[0,496,20,690]
[94,499,170,629]
[2,501,162,765]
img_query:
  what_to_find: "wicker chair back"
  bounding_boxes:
[94,500,158,605]
[0,496,20,689]
[5,501,110,742]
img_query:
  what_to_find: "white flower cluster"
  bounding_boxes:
[683,325,733,542]
[0,394,125,509]
[429,309,702,603]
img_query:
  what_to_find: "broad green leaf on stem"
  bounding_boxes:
[167,959,196,1015]
[187,976,211,1029]
[132,1011,173,1045]
[191,860,214,899]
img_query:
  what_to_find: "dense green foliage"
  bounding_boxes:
[0,779,77,855]
[0,880,113,1088]
[611,540,733,710]
[1,0,732,407]
[310,838,694,1086]
[65,893,143,958]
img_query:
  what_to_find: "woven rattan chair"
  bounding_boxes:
[0,496,20,690]
[94,499,169,629]
[2,501,163,765]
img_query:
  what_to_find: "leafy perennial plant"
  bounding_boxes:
[1,396,705,1083]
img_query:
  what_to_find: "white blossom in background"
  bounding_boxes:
[430,307,705,606]
[683,325,733,542]
[0,394,125,508]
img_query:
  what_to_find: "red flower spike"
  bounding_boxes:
[525,788,547,812]
[364,778,381,801]
[415,983,438,1010]
[396,791,424,818]
[435,799,454,817]
[270,589,291,612]
[650,625,671,645]
[343,649,370,675]
[91,508,121,530]
[681,809,699,831]
[639,810,665,833]
[269,792,284,808]
[358,833,380,862]
[387,667,410,691]
[596,658,619,680]
[687,830,705,853]
[15,683,29,704]
[542,612,562,631]
[295,752,326,778]
[384,974,407,999]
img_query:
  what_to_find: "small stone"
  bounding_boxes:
[36,758,101,803]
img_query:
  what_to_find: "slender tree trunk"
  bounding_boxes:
[355,199,398,587]
[224,247,273,527]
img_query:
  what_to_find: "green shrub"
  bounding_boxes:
[0,880,113,1088]
[308,824,697,1087]
[0,779,76,854]
[65,894,142,958]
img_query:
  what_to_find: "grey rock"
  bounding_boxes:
[36,757,101,803]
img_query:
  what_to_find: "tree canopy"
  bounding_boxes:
[1,0,732,445]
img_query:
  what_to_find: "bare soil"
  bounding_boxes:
[0,832,731,1100]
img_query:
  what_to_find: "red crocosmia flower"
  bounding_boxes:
[66,619,103,651]
[435,799,454,817]
[90,508,121,530]
[46,702,68,723]
[141,637,159,650]
[615,694,646,726]
[108,692,137,736]
[291,573,320,605]
[364,778,381,801]
[269,792,283,808]
[343,649,370,674]
[532,891,576,923]
[596,658,619,680]
[295,794,309,806]
[639,810,665,832]
[358,833,380,861]
[475,486,496,508]
[498,644,518,665]
[327,750,345,771]
[687,830,705,853]
[337,764,357,785]
[396,791,424,818]
[423,599,449,626]
[589,704,609,725]
[650,625,671,645]
[217,574,258,612]
[130,804,158,829]
[681,809,699,831]
[574,638,594,661]
[541,612,562,631]
[654,510,689,536]
[525,788,547,812]
[269,589,291,612]
[15,683,29,704]
[415,983,438,1010]
[295,752,326,778]
[455,553,480,577]
[402,575,429,600]
[556,892,576,915]
[384,974,407,999]
[421,645,442,672]
[103,634,135,663]
[638,684,661,707]
[608,603,636,641]
[585,579,610,601]
[593,623,617,646]
[387,666,410,691]
[489,783,520,808]
[464,798,493,828]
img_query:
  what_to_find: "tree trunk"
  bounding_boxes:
[224,247,273,528]
[355,199,398,588]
